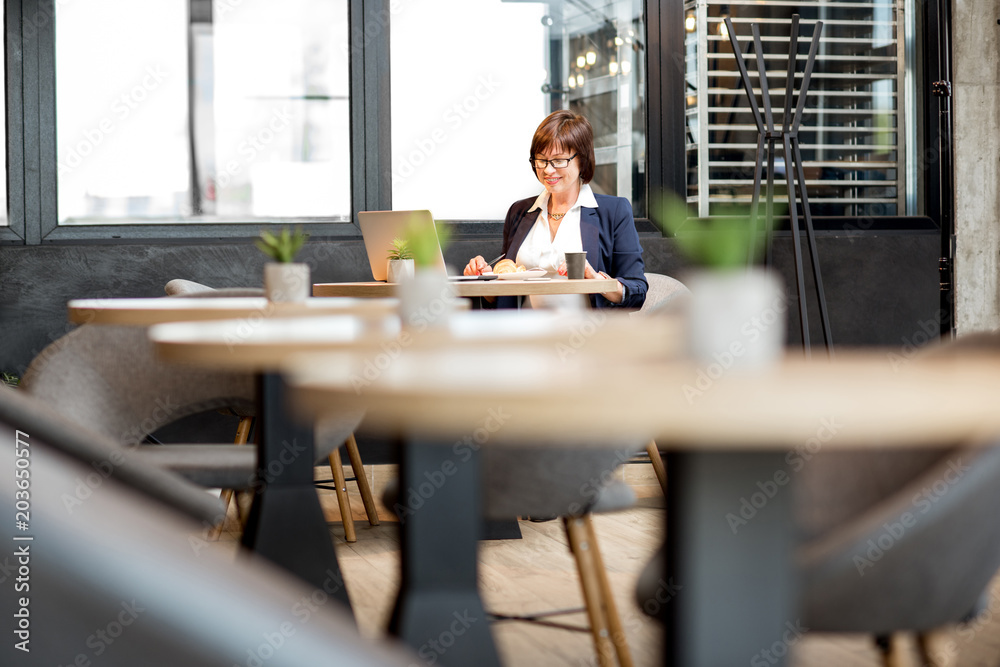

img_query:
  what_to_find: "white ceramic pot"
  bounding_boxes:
[386,258,415,284]
[264,262,311,302]
[685,268,786,370]
[396,269,455,330]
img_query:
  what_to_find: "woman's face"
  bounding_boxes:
[534,143,581,198]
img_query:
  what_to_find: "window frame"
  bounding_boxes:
[15,0,936,247]
[5,0,396,245]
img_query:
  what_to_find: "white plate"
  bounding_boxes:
[496,269,548,280]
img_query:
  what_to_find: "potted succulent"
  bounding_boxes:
[386,237,415,284]
[654,194,785,369]
[256,226,311,302]
[395,216,454,330]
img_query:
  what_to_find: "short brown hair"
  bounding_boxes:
[529,110,595,183]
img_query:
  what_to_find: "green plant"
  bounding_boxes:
[652,193,779,270]
[404,217,451,268]
[1,371,19,388]
[386,237,414,261]
[255,226,309,263]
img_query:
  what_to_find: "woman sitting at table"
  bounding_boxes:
[463,109,647,309]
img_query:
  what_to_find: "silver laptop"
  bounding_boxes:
[358,210,448,281]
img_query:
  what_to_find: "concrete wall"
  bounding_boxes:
[953,0,1000,333]
[0,230,940,377]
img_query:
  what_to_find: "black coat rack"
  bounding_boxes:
[724,14,833,356]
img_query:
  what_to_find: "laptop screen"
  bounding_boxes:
[358,210,449,281]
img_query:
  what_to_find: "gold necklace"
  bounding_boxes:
[549,211,566,221]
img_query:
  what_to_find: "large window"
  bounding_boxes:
[390,0,647,220]
[55,0,350,225]
[684,0,909,218]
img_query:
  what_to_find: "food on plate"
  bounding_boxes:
[493,258,527,274]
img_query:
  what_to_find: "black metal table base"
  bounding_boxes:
[664,451,794,666]
[390,437,501,667]
[241,373,352,612]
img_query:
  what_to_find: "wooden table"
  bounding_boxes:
[313,276,620,298]
[68,296,398,326]
[150,309,680,371]
[149,309,677,618]
[65,295,395,607]
[284,348,1000,666]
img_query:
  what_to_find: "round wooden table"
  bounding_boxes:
[284,347,1000,666]
[149,309,680,371]
[68,296,399,326]
[148,307,678,640]
[313,276,621,298]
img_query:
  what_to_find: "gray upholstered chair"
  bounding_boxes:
[0,385,416,667]
[632,271,689,495]
[631,271,690,318]
[164,277,266,297]
[795,444,1000,664]
[161,278,381,541]
[386,443,640,667]
[20,322,371,540]
[637,332,1000,666]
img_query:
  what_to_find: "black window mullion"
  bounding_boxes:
[1,0,24,243]
[36,0,55,240]
[20,0,47,245]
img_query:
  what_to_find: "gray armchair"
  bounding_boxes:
[0,385,416,667]
[20,321,368,537]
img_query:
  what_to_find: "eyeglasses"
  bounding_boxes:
[530,154,577,170]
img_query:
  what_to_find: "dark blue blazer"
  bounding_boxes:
[494,193,647,309]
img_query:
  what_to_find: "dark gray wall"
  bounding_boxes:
[0,228,940,377]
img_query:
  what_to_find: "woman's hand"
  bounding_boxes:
[557,260,624,304]
[464,255,492,276]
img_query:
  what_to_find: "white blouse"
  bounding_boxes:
[515,182,598,273]
[515,183,598,309]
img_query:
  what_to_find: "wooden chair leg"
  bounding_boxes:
[564,516,616,667]
[329,447,357,542]
[646,440,667,496]
[210,415,254,540]
[344,433,380,526]
[874,634,909,667]
[583,515,634,667]
[916,632,939,667]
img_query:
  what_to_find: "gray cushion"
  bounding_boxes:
[164,278,265,298]
[632,272,691,318]
[135,444,257,489]
[0,421,417,667]
[799,445,1000,632]
[0,385,224,523]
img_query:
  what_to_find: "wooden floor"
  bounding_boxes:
[214,462,1000,667]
